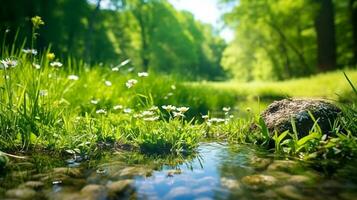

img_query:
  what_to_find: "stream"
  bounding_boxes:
[1,142,357,200]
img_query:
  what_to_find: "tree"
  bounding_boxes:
[350,0,357,65]
[314,0,337,71]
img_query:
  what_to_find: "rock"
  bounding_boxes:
[221,177,241,190]
[286,175,313,185]
[267,160,300,173]
[80,184,106,200]
[340,192,357,200]
[52,167,82,178]
[275,185,305,200]
[261,98,341,136]
[106,179,133,197]
[166,169,182,177]
[22,181,44,189]
[249,157,272,170]
[117,166,151,177]
[241,174,277,189]
[5,188,37,199]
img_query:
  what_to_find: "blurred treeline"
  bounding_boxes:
[222,0,357,81]
[0,0,226,80]
[1,0,357,81]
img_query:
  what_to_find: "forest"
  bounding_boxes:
[0,0,357,200]
[1,0,356,81]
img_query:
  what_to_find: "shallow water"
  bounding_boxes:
[1,142,357,200]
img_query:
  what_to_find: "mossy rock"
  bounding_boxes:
[261,98,341,137]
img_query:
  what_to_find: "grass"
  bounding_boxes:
[189,69,357,102]
[0,17,356,164]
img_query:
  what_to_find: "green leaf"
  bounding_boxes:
[259,117,269,139]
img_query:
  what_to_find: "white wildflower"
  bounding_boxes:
[149,106,159,111]
[105,80,112,87]
[124,108,132,113]
[177,107,189,113]
[138,72,149,77]
[68,75,79,81]
[0,58,18,69]
[22,49,38,55]
[96,109,107,115]
[134,114,143,118]
[126,79,138,88]
[173,112,185,118]
[141,111,155,116]
[143,116,159,122]
[33,63,41,69]
[208,118,226,123]
[39,90,48,96]
[50,61,63,68]
[162,105,176,112]
[90,99,99,105]
[223,107,231,112]
[112,67,119,72]
[202,115,209,119]
[120,59,131,67]
[113,105,123,110]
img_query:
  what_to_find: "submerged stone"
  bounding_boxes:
[267,160,300,173]
[241,174,277,189]
[286,175,314,185]
[275,185,305,200]
[221,177,241,190]
[106,179,133,197]
[261,98,341,136]
[5,188,37,199]
[80,184,106,199]
[52,167,82,178]
[249,156,272,170]
[21,181,45,189]
[117,166,152,177]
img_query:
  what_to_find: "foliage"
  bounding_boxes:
[0,0,226,80]
[222,0,357,81]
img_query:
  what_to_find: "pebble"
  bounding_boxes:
[221,177,241,190]
[53,167,82,178]
[267,160,299,172]
[275,185,305,200]
[241,174,277,189]
[106,179,133,196]
[22,181,44,189]
[5,188,37,199]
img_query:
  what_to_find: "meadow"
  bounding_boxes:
[1,41,357,162]
[0,16,356,165]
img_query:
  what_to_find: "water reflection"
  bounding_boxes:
[0,143,357,199]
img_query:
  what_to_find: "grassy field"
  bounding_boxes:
[190,69,357,102]
[0,17,356,163]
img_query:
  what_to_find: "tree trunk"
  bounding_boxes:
[350,0,357,66]
[135,3,150,72]
[314,0,337,71]
[85,0,101,63]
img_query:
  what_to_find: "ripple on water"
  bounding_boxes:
[1,142,357,200]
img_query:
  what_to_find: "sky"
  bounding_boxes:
[168,0,234,42]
